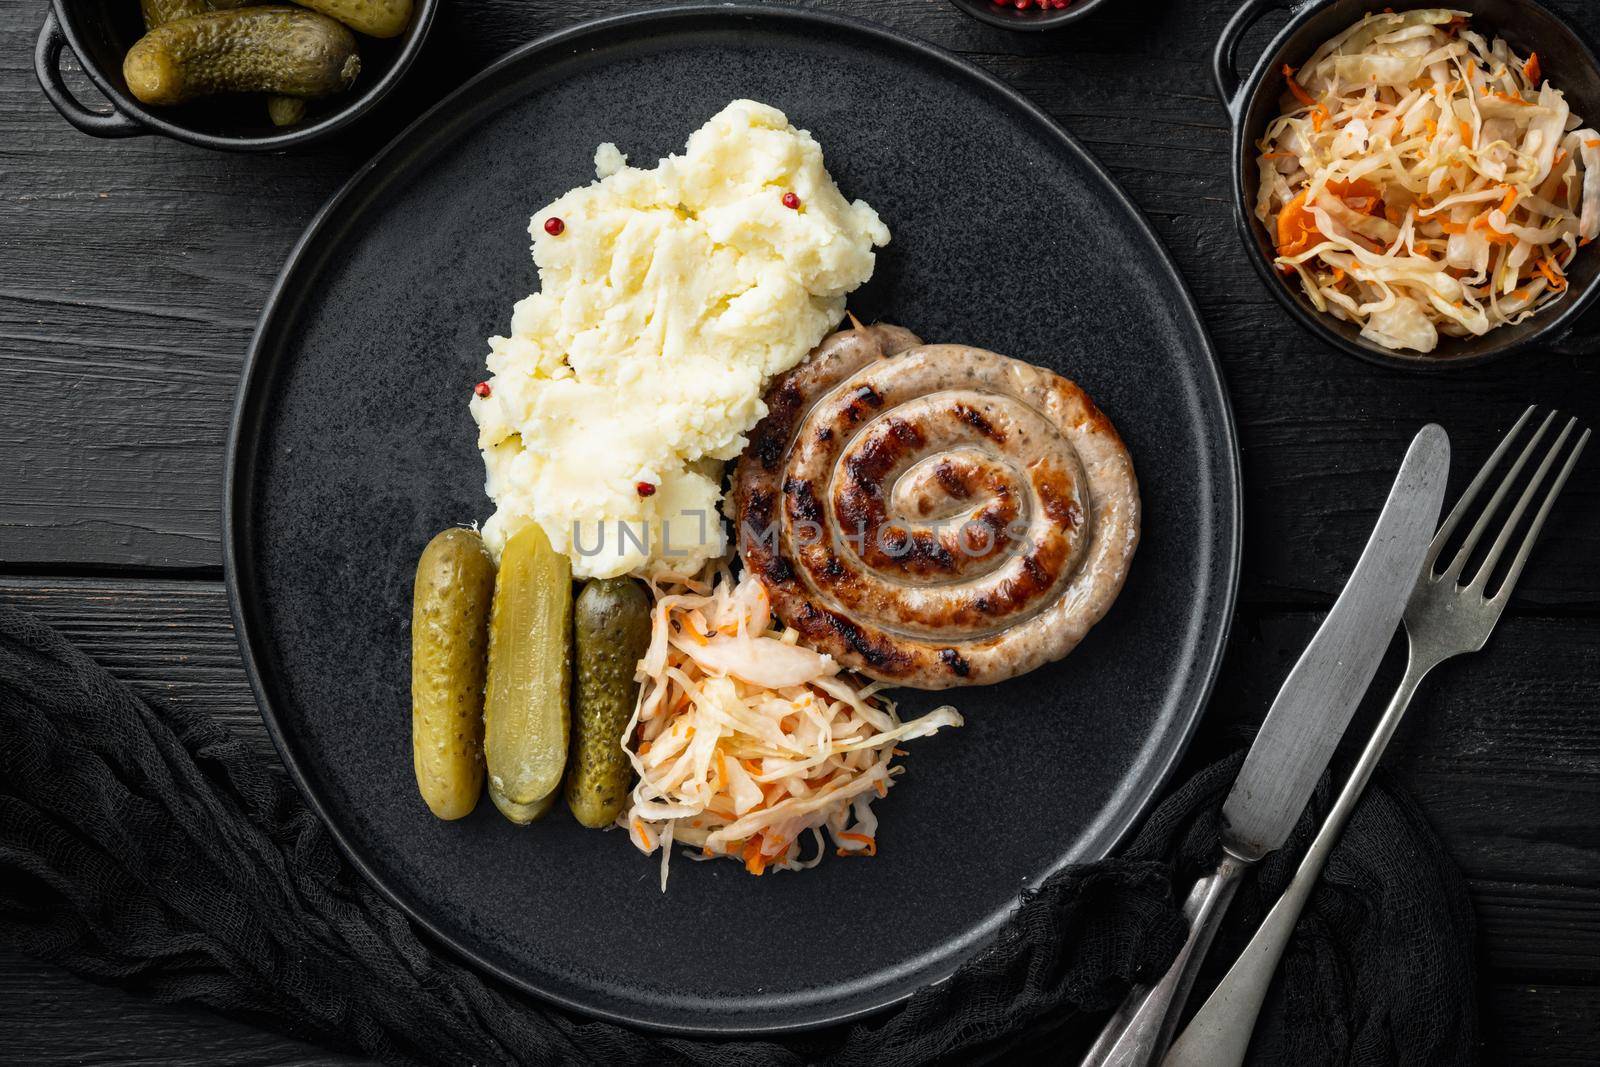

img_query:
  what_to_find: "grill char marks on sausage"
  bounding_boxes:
[1033,460,1084,530]
[934,460,972,500]
[841,385,884,424]
[753,379,805,470]
[939,648,971,677]
[762,552,795,586]
[835,415,993,579]
[954,403,1004,442]
[738,323,914,599]
[835,418,921,536]
[728,324,1140,690]
[793,602,912,674]
[741,486,775,534]
[784,477,824,528]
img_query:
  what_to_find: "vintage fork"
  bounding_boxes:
[1164,406,1591,1067]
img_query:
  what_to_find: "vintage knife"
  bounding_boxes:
[1078,423,1450,1067]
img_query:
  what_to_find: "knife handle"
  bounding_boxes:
[1078,851,1252,1067]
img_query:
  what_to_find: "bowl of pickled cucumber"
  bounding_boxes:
[34,0,436,149]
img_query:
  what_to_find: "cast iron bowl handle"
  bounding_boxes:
[35,10,145,138]
[1213,0,1292,115]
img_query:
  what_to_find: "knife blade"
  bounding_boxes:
[1220,422,1450,861]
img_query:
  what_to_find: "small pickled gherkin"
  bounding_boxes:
[566,577,652,828]
[484,524,572,824]
[410,528,495,821]
[293,0,414,40]
[266,95,308,127]
[123,7,360,107]
[139,0,248,30]
[135,0,303,128]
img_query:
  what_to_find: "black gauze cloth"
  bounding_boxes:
[0,602,1477,1066]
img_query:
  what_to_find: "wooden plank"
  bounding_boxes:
[0,944,1588,1067]
[1471,882,1600,984]
[1204,611,1600,891]
[0,578,277,766]
[0,947,366,1066]
[0,20,366,572]
[3,577,1597,985]
[5,0,1600,1055]
[1483,984,1600,1067]
[3,2,1596,604]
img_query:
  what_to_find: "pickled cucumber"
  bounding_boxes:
[140,0,248,31]
[507,787,558,824]
[410,528,495,821]
[123,8,360,107]
[484,524,572,825]
[292,0,413,39]
[566,577,652,828]
[136,0,303,128]
[266,95,307,126]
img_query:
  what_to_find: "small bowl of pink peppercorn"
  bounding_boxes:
[950,0,1109,30]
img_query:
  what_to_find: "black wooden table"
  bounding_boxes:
[3,0,1597,1062]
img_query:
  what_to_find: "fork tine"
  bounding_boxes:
[1491,426,1591,603]
[1426,406,1534,570]
[1439,408,1555,581]
[1469,417,1578,591]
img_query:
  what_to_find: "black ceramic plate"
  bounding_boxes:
[226,5,1240,1035]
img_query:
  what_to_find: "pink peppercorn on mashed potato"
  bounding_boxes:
[468,100,890,578]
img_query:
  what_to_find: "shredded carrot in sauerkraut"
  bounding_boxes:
[620,567,963,890]
[1256,9,1600,353]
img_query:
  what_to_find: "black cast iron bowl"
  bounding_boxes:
[1216,0,1600,369]
[949,0,1113,32]
[34,0,437,150]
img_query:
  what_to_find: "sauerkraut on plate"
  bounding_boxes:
[1256,8,1600,354]
[620,567,963,889]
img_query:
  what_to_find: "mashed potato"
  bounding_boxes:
[469,100,889,578]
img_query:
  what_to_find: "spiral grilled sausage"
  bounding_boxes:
[730,323,1140,689]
